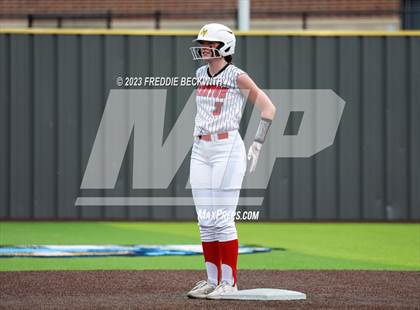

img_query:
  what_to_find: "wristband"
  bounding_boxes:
[254,117,272,144]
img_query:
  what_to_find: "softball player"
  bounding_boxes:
[187,23,276,299]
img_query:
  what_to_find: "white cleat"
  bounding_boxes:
[206,281,238,299]
[187,280,217,299]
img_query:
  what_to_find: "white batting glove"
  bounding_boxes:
[247,141,262,173]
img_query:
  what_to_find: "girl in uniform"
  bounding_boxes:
[187,23,276,299]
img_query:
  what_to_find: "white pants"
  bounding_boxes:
[190,130,247,242]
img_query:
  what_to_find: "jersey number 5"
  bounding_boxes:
[213,102,223,116]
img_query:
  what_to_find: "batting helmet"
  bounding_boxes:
[190,23,236,60]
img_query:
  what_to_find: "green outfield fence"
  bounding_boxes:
[0,29,419,221]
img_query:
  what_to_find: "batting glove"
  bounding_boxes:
[247,141,262,173]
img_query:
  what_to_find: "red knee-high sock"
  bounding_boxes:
[219,239,238,286]
[201,241,221,285]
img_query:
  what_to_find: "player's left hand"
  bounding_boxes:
[247,141,262,173]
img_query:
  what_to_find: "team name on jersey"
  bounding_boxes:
[196,85,229,99]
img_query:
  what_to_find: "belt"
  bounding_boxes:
[198,132,229,141]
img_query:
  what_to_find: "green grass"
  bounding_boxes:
[0,222,419,271]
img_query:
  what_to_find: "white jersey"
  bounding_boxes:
[193,63,246,136]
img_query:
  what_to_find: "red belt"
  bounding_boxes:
[198,132,229,141]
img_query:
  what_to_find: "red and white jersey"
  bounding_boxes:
[193,63,246,136]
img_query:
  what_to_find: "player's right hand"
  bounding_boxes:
[247,141,262,173]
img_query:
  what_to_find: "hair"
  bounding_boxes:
[224,55,233,63]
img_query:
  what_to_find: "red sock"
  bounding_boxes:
[219,239,238,286]
[201,241,221,284]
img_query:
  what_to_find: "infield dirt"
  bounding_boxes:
[1,270,419,309]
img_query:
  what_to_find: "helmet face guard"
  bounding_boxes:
[190,46,222,60]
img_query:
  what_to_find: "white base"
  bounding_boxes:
[220,288,306,301]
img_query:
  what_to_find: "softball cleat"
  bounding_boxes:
[206,280,238,299]
[187,280,217,299]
